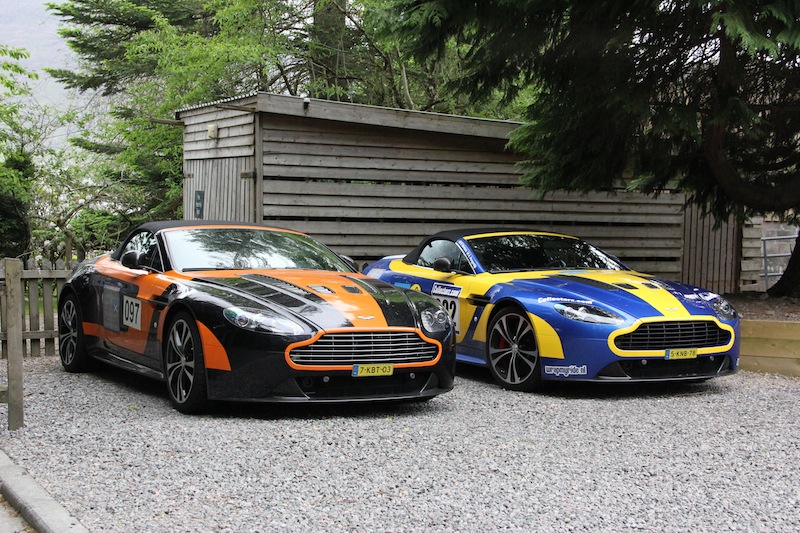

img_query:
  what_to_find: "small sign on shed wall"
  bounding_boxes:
[194,190,205,219]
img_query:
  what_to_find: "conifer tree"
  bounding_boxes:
[393,0,800,296]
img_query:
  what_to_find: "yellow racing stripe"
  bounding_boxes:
[567,271,693,318]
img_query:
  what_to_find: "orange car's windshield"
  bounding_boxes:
[162,228,351,272]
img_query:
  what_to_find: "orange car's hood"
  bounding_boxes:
[189,270,419,330]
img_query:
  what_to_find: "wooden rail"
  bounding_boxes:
[739,320,800,377]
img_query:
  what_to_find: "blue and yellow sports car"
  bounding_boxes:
[363,229,740,390]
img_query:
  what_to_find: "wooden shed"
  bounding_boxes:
[176,92,761,294]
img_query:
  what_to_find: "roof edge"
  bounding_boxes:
[177,92,521,140]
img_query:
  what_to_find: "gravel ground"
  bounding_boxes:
[724,292,800,322]
[1,356,799,532]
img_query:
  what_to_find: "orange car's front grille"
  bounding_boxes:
[289,331,439,365]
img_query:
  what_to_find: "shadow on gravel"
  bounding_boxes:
[215,397,450,422]
[454,361,728,401]
[85,358,727,422]
[89,359,456,422]
[540,379,724,401]
[91,362,166,398]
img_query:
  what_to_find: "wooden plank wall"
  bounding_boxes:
[183,157,257,222]
[258,114,689,279]
[181,105,257,222]
[179,95,760,293]
[181,106,255,159]
[682,205,740,294]
[740,219,767,291]
[682,205,762,293]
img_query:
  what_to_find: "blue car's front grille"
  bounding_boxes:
[289,331,439,365]
[614,320,732,351]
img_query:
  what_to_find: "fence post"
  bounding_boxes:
[3,258,24,430]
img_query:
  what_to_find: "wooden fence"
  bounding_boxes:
[0,258,74,430]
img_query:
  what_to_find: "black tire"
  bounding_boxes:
[164,312,209,414]
[58,293,91,372]
[486,307,541,391]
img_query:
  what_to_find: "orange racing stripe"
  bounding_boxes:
[197,321,231,371]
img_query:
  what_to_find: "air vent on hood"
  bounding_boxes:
[554,275,619,291]
[244,274,312,297]
[308,285,334,294]
[342,285,362,294]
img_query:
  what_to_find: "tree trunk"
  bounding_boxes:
[767,234,800,298]
[311,0,348,99]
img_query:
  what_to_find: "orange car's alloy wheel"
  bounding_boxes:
[165,312,209,414]
[58,293,90,372]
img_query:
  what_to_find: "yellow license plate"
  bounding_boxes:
[352,364,394,377]
[666,348,698,360]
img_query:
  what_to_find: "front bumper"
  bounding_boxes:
[204,328,457,402]
[207,363,454,402]
[595,354,737,381]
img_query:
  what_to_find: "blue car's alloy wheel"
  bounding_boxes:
[487,308,541,391]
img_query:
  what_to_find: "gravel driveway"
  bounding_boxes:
[1,356,799,532]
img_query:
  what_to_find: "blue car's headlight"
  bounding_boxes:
[224,306,304,335]
[709,296,738,320]
[554,303,624,325]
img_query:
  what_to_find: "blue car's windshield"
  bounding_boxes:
[162,228,351,272]
[467,234,625,273]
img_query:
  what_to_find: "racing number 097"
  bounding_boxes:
[123,295,142,330]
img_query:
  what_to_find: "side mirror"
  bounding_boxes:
[121,250,143,269]
[339,254,359,272]
[433,257,452,273]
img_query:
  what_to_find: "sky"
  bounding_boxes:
[0,0,74,105]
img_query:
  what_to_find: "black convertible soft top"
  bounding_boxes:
[402,227,535,263]
[137,220,266,234]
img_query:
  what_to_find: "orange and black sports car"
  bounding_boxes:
[58,221,455,413]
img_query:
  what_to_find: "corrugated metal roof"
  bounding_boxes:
[175,91,259,114]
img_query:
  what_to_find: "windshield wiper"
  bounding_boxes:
[489,268,542,273]
[181,266,253,272]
